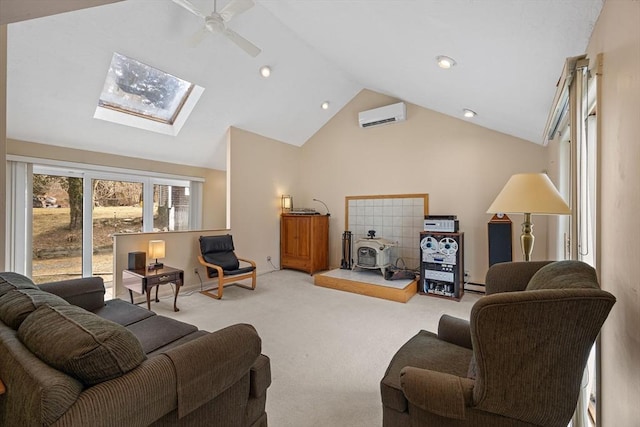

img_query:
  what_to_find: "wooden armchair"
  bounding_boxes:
[197,235,256,300]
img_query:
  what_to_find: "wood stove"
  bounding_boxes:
[354,231,395,276]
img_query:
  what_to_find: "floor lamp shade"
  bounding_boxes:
[487,173,570,261]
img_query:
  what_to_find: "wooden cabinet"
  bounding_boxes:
[280,214,329,274]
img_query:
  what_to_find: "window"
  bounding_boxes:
[7,158,203,297]
[94,53,204,136]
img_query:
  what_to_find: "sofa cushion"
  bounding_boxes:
[92,298,156,326]
[127,315,198,354]
[0,288,69,329]
[38,277,106,311]
[0,272,38,297]
[17,304,146,385]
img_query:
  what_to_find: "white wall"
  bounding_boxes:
[228,127,301,273]
[586,0,640,424]
[225,90,552,284]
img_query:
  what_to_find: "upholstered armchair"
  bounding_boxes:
[381,260,615,427]
[198,234,256,299]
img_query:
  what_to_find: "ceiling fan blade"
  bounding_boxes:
[171,0,207,18]
[222,27,261,57]
[188,27,210,47]
[219,0,255,22]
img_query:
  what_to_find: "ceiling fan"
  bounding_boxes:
[171,0,261,57]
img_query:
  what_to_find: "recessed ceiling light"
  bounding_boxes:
[436,55,457,69]
[259,65,271,78]
[321,101,330,110]
[463,108,477,118]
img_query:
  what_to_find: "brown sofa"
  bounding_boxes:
[381,260,616,427]
[0,272,271,427]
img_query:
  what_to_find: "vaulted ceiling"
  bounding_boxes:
[5,0,603,170]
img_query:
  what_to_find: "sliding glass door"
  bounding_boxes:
[31,173,84,284]
[91,179,144,290]
[7,162,199,299]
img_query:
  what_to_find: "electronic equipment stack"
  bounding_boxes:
[419,215,464,300]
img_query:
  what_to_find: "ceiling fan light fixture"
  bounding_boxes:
[463,108,477,118]
[436,55,457,69]
[321,101,330,110]
[259,65,271,78]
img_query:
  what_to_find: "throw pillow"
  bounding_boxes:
[18,304,146,385]
[0,288,69,330]
[0,272,38,298]
[527,260,598,291]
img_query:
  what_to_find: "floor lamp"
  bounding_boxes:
[487,173,571,261]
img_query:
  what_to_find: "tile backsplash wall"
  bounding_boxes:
[346,195,427,270]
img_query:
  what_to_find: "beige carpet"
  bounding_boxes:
[151,269,481,427]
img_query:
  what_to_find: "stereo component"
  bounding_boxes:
[419,231,464,300]
[488,214,512,266]
[424,215,459,232]
[128,251,146,271]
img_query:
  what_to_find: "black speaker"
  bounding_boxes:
[128,252,146,270]
[488,215,512,266]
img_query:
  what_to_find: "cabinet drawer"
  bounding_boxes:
[146,273,177,286]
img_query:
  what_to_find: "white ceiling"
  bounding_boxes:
[5,0,603,171]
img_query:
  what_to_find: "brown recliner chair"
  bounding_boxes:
[381,260,615,427]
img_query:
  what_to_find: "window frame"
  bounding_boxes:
[6,155,203,277]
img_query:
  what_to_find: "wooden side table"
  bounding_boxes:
[122,266,183,312]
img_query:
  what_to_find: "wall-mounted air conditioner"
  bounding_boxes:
[358,102,407,128]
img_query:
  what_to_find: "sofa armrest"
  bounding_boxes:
[437,315,472,349]
[163,323,262,419]
[55,356,179,426]
[400,366,474,420]
[484,261,553,295]
[250,354,271,398]
[37,277,105,311]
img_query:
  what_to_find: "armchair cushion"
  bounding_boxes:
[527,260,599,290]
[0,288,69,329]
[17,304,146,385]
[200,235,240,271]
[381,330,472,412]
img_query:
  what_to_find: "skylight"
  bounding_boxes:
[94,53,204,136]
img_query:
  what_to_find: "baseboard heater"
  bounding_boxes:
[464,282,485,294]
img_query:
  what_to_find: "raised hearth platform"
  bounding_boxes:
[314,268,417,303]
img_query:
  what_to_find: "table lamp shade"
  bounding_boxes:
[148,240,166,260]
[487,173,571,215]
[281,195,292,211]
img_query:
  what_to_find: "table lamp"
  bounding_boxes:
[487,173,570,261]
[281,195,292,213]
[148,239,165,270]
